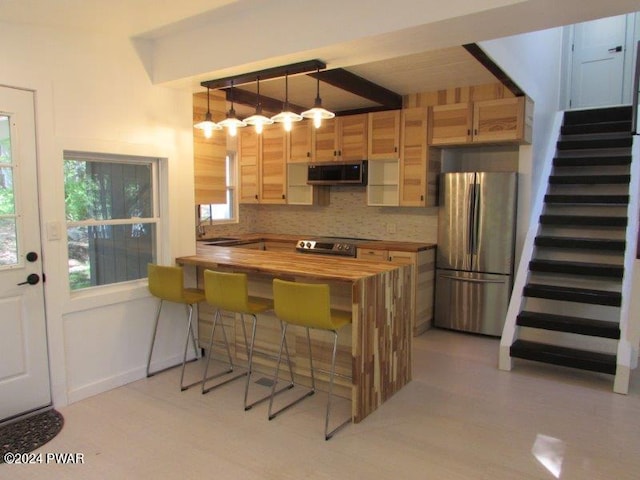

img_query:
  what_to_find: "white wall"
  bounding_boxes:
[479,27,564,265]
[1,21,197,406]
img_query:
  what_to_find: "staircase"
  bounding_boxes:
[501,105,639,392]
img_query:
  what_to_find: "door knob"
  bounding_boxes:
[26,251,39,262]
[608,45,623,53]
[17,273,40,286]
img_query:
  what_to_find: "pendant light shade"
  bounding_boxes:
[271,73,302,132]
[194,87,222,139]
[301,69,334,129]
[217,80,246,137]
[243,77,273,134]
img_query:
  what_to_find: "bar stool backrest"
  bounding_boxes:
[204,270,251,313]
[272,279,335,331]
[148,264,187,304]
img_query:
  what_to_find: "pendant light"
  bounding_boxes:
[301,68,335,128]
[194,87,222,139]
[218,80,246,137]
[243,76,273,134]
[271,73,302,132]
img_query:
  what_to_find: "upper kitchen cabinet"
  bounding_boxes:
[193,90,227,205]
[287,120,313,163]
[259,124,287,204]
[399,107,433,207]
[238,124,287,204]
[473,97,533,144]
[429,96,532,146]
[238,128,260,203]
[311,114,368,162]
[368,110,401,160]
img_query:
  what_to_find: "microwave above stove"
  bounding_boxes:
[307,160,367,186]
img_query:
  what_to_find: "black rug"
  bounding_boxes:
[0,410,64,463]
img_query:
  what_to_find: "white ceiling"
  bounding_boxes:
[0,0,637,113]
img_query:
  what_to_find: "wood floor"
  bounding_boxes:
[4,329,640,479]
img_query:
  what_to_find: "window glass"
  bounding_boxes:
[0,115,18,267]
[64,152,158,290]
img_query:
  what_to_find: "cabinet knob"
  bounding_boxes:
[394,146,398,153]
[467,129,471,136]
[474,129,478,136]
[306,152,310,157]
[421,195,424,201]
[255,194,258,200]
[282,194,286,199]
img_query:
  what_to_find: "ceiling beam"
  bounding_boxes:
[462,43,524,97]
[226,88,306,115]
[202,59,326,90]
[309,68,403,108]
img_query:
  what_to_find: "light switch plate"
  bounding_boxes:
[46,221,61,241]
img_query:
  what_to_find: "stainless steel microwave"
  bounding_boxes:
[307,160,368,185]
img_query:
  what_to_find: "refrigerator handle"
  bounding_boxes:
[473,182,481,254]
[467,183,475,255]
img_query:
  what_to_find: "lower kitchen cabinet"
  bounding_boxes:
[357,247,435,335]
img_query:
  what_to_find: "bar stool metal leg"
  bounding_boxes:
[180,304,204,391]
[201,309,247,394]
[325,331,351,441]
[268,324,315,420]
[146,299,164,377]
[244,318,295,411]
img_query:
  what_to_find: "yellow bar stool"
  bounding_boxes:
[202,270,294,410]
[146,264,206,391]
[269,278,352,441]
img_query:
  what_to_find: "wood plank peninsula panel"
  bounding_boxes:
[177,247,412,423]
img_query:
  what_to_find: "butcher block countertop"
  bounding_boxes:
[197,233,435,253]
[182,245,403,282]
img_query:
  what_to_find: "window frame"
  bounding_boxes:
[63,150,161,294]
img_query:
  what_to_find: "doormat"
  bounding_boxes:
[0,409,64,463]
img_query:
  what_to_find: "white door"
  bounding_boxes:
[570,14,628,108]
[0,86,51,422]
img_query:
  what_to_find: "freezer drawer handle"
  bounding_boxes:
[439,274,505,284]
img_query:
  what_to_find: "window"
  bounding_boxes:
[64,151,159,291]
[0,115,17,267]
[198,153,236,225]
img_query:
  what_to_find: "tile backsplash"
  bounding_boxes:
[205,186,438,243]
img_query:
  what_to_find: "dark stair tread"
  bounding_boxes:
[544,194,629,205]
[548,175,630,185]
[529,259,623,278]
[523,283,622,306]
[534,236,626,251]
[540,215,627,227]
[517,311,620,339]
[553,155,631,167]
[561,120,632,135]
[563,106,632,126]
[556,137,632,150]
[510,340,617,375]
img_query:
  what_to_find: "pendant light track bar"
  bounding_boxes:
[226,88,306,115]
[202,60,326,90]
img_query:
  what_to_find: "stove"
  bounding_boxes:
[296,237,370,257]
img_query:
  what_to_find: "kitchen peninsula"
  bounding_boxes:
[177,244,413,422]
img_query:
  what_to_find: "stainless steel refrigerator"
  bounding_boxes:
[435,172,517,336]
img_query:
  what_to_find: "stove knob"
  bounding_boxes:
[306,242,312,248]
[298,241,305,248]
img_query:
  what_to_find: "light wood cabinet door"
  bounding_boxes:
[338,114,368,161]
[429,103,473,145]
[399,107,429,207]
[287,121,313,163]
[368,110,401,159]
[312,117,339,162]
[473,96,532,144]
[238,128,260,204]
[260,124,287,203]
[357,248,389,261]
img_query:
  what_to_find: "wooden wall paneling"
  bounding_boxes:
[193,91,227,205]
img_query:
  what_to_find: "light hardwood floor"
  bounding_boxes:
[3,329,640,480]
